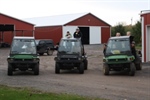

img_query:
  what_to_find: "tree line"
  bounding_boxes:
[111,21,141,45]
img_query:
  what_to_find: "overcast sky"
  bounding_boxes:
[0,0,150,26]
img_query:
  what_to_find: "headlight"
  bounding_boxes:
[128,57,134,61]
[7,58,14,61]
[54,57,60,60]
[33,58,39,61]
[103,59,106,62]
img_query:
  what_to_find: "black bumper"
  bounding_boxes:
[8,61,39,64]
[56,60,82,63]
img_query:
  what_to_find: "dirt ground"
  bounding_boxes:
[0,45,150,100]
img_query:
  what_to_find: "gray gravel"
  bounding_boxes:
[0,45,150,100]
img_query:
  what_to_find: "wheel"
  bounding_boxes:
[39,53,44,55]
[135,56,142,70]
[55,63,60,74]
[103,63,109,75]
[8,64,13,76]
[84,60,88,70]
[135,57,142,70]
[136,62,142,70]
[79,63,84,74]
[34,63,39,75]
[129,63,136,76]
[47,49,53,55]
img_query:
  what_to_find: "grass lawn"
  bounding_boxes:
[0,85,105,100]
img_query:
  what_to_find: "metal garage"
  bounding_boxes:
[146,26,150,61]
[0,13,34,45]
[62,26,101,44]
[24,13,111,45]
[141,11,150,62]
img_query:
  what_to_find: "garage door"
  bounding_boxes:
[62,26,78,38]
[147,26,150,62]
[90,26,101,44]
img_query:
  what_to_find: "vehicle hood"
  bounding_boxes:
[106,55,128,59]
[58,54,80,58]
[9,54,37,59]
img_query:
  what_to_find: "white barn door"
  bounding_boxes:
[90,26,101,44]
[62,26,78,38]
[147,26,150,62]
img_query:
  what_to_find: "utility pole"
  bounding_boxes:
[131,17,133,26]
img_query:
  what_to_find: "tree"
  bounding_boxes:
[131,21,141,44]
[111,23,126,36]
[125,25,132,32]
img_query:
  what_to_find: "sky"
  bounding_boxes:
[0,0,150,26]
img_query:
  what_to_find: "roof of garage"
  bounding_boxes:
[24,12,111,27]
[0,12,34,25]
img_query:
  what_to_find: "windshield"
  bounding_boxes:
[11,39,36,54]
[106,38,131,55]
[58,39,81,54]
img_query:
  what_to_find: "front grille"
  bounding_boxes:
[14,59,33,61]
[108,58,127,62]
[61,58,78,60]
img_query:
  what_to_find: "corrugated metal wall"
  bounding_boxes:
[35,26,62,44]
[0,13,34,44]
[141,13,150,62]
[101,27,110,43]
[0,13,110,45]
[65,13,110,44]
[65,13,110,26]
[0,14,34,30]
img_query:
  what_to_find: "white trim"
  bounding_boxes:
[64,25,109,27]
[13,36,35,39]
[140,11,150,15]
[146,25,150,62]
[141,17,144,62]
[89,26,101,44]
[35,25,62,27]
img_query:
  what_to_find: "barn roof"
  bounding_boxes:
[0,12,35,25]
[140,10,150,16]
[23,12,111,27]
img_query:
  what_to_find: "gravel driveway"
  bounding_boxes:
[0,45,149,100]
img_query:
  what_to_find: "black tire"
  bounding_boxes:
[8,64,13,76]
[39,53,44,55]
[47,49,53,55]
[55,63,60,74]
[136,62,142,70]
[135,56,142,70]
[34,63,39,75]
[103,63,109,75]
[79,63,84,74]
[84,60,88,70]
[129,63,136,76]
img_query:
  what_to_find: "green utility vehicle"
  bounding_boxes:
[7,36,40,75]
[54,38,88,74]
[103,36,142,76]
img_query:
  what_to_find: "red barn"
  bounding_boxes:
[0,13,34,44]
[25,13,111,44]
[141,11,150,62]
